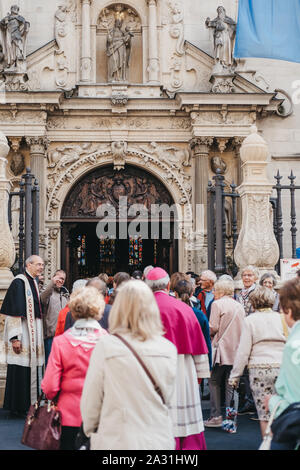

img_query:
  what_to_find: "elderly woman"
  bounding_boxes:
[259,272,280,312]
[204,280,245,427]
[195,270,217,319]
[265,278,300,450]
[41,286,107,450]
[236,265,259,315]
[229,286,287,437]
[81,280,177,450]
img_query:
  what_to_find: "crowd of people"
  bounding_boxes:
[1,256,300,450]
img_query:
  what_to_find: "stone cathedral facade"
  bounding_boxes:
[0,0,299,292]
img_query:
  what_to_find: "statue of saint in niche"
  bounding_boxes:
[106,19,134,82]
[0,5,30,71]
[205,6,236,71]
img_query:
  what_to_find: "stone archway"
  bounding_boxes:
[60,164,179,288]
[45,143,193,282]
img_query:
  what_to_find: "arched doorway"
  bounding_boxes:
[61,164,178,289]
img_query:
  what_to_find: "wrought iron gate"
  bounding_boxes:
[207,169,239,277]
[207,169,300,277]
[8,168,40,274]
[271,170,300,274]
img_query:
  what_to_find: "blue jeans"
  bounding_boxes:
[44,337,53,367]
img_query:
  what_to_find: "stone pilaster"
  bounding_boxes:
[189,136,213,273]
[147,0,160,84]
[81,0,92,82]
[0,132,15,299]
[26,136,49,257]
[234,126,279,285]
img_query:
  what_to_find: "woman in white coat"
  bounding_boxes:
[80,279,177,450]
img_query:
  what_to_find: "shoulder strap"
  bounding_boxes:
[280,314,289,339]
[113,333,165,405]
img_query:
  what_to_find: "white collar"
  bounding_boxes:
[73,318,102,330]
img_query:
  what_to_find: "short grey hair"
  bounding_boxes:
[249,286,275,310]
[201,270,217,283]
[241,265,259,280]
[145,274,170,292]
[214,279,235,297]
[72,279,88,293]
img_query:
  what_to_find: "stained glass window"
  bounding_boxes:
[77,235,86,267]
[99,237,116,273]
[129,236,143,267]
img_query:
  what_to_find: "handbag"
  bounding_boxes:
[258,400,283,450]
[271,402,300,444]
[113,333,166,405]
[21,393,61,451]
[75,423,91,451]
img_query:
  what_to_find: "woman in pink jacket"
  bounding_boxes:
[41,286,108,450]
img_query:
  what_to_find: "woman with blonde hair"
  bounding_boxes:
[229,286,287,437]
[41,286,108,450]
[81,280,177,450]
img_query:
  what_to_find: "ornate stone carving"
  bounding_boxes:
[47,142,93,170]
[61,166,174,218]
[46,146,191,221]
[2,71,29,91]
[0,5,30,72]
[26,136,49,155]
[140,142,191,169]
[211,75,235,93]
[190,137,214,155]
[211,155,227,174]
[205,6,237,73]
[10,151,25,176]
[98,5,141,33]
[106,17,134,83]
[234,127,279,278]
[168,0,185,56]
[55,5,69,55]
[111,141,127,170]
[216,137,229,153]
[0,132,15,294]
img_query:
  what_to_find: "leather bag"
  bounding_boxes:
[21,393,61,450]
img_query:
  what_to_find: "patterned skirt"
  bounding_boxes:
[249,366,280,421]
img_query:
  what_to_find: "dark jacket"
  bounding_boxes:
[64,304,111,332]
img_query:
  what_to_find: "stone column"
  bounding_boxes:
[234,126,279,285]
[147,0,160,84]
[81,0,92,82]
[0,132,15,300]
[189,136,213,272]
[26,137,49,257]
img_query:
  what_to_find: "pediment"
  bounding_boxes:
[183,41,268,95]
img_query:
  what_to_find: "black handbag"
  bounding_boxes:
[271,402,300,443]
[75,423,90,450]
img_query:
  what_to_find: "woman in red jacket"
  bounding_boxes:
[41,286,107,450]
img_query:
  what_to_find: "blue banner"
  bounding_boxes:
[234,0,300,63]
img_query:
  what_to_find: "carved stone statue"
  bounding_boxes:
[0,5,30,71]
[211,155,227,174]
[205,6,236,71]
[10,152,25,176]
[54,5,68,55]
[106,19,133,82]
